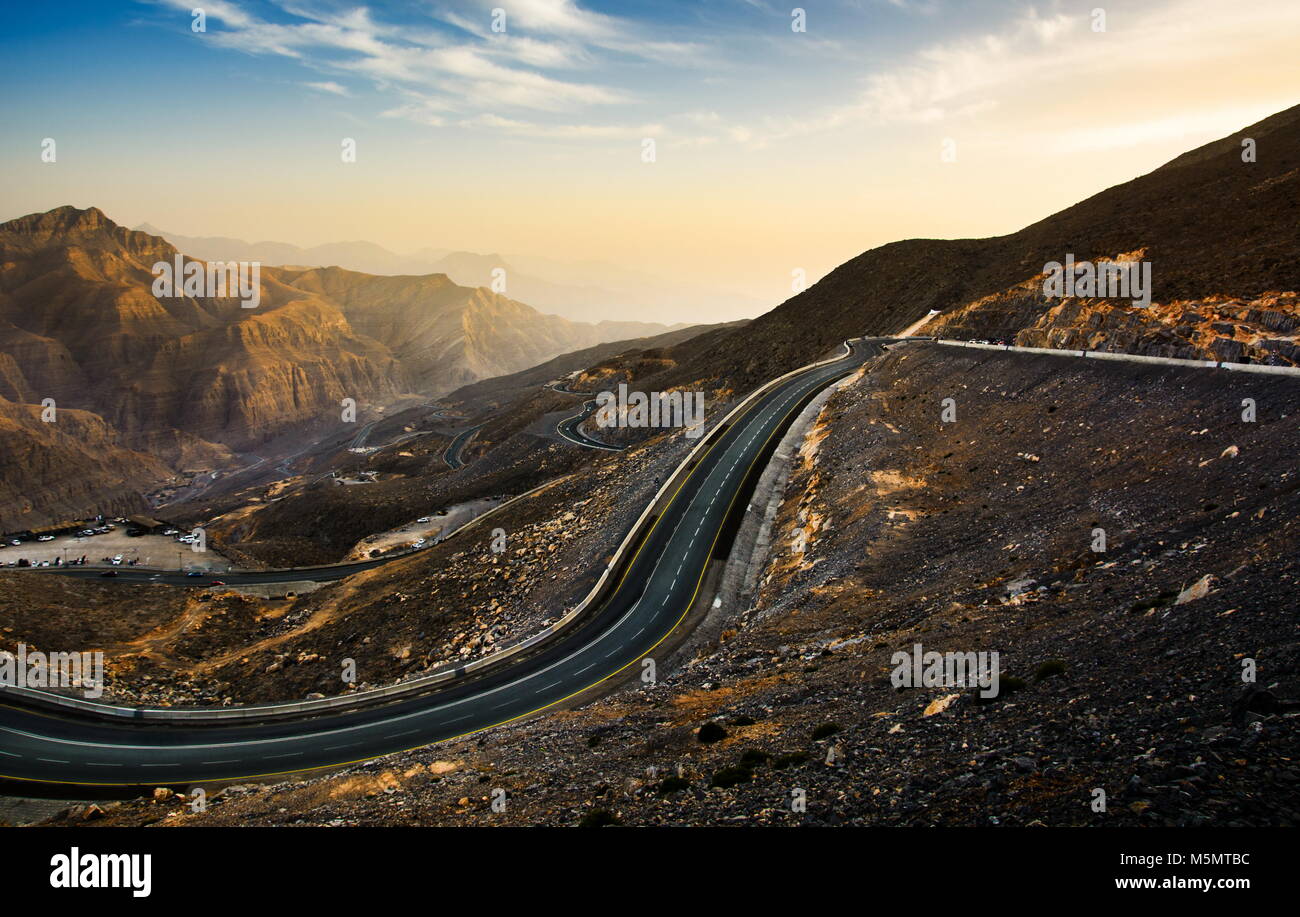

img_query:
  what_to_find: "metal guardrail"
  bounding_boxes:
[1,340,866,724]
[929,339,1300,377]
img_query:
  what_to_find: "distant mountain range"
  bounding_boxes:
[135,224,765,326]
[0,206,683,528]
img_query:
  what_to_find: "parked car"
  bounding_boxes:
[37,535,55,542]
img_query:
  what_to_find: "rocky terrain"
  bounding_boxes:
[929,261,1300,365]
[0,391,705,707]
[36,343,1298,826]
[0,206,674,528]
[0,395,175,531]
[638,104,1300,397]
[162,323,728,568]
[10,104,1300,829]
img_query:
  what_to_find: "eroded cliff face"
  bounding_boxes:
[0,208,675,454]
[0,396,173,530]
[0,206,672,526]
[1018,291,1300,365]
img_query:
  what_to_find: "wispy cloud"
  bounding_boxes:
[678,0,1300,150]
[460,113,663,140]
[303,80,349,96]
[151,0,1300,154]
[157,0,700,136]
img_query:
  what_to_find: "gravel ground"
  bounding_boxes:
[32,344,1300,826]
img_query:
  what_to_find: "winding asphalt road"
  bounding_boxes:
[0,340,879,787]
[442,424,484,469]
[556,399,625,452]
[39,555,399,587]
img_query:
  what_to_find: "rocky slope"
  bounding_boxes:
[0,206,674,527]
[276,266,670,394]
[649,103,1300,395]
[158,321,726,568]
[0,396,174,531]
[928,257,1300,365]
[0,399,699,708]
[41,343,1298,827]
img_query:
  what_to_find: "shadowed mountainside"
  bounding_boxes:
[654,104,1300,394]
[0,207,681,528]
[0,207,674,453]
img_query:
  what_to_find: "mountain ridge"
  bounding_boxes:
[0,206,686,528]
[134,223,762,324]
[649,103,1300,394]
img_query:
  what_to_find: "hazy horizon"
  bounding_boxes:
[3,0,1298,323]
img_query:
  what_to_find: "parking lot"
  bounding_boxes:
[0,529,236,572]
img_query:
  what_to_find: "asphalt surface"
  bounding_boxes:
[545,380,593,396]
[0,339,879,786]
[442,424,484,469]
[37,557,395,587]
[556,399,625,452]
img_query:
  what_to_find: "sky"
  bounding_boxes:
[1,0,1297,323]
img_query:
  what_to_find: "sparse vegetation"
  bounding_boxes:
[657,775,690,794]
[697,721,728,744]
[811,722,840,740]
[578,809,620,827]
[1033,659,1068,682]
[710,764,754,788]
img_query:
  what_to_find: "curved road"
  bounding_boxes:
[442,424,484,469]
[545,380,593,396]
[39,554,401,587]
[0,340,879,787]
[556,399,625,452]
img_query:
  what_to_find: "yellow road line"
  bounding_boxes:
[1,352,860,787]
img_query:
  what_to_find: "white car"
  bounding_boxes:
[417,517,432,523]
[37,535,55,542]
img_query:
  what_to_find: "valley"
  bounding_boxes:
[1,104,1297,835]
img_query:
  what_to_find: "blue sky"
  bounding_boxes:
[2,1,1297,320]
